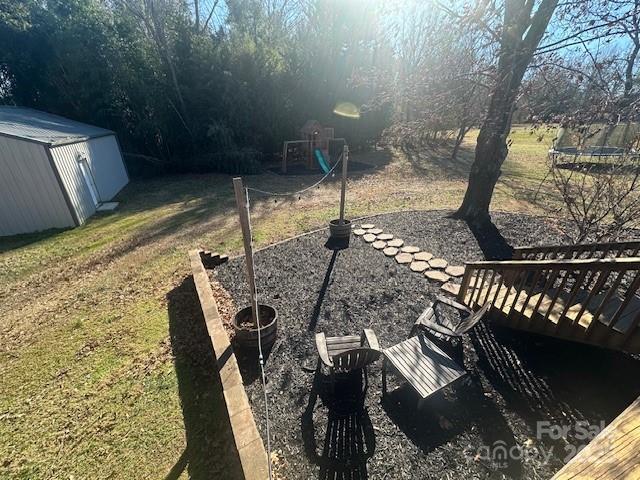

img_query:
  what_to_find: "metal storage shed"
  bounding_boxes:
[0,107,129,236]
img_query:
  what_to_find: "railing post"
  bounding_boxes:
[458,266,472,304]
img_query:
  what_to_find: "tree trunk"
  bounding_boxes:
[453,118,510,224]
[451,123,469,160]
[624,41,639,101]
[453,0,558,225]
[453,49,520,224]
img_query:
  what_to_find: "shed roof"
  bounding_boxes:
[0,107,114,147]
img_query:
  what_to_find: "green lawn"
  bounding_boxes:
[0,125,555,479]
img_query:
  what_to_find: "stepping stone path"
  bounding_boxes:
[441,282,461,296]
[445,265,465,277]
[395,253,413,264]
[429,258,448,269]
[425,270,450,283]
[409,261,429,272]
[355,227,462,289]
[363,234,377,243]
[414,251,433,262]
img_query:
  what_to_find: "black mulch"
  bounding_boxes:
[213,210,640,480]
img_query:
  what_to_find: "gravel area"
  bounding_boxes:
[213,210,640,480]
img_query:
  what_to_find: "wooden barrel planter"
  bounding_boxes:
[232,304,278,350]
[329,219,351,240]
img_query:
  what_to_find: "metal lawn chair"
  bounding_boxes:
[411,295,490,363]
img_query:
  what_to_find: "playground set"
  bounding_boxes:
[281,119,346,174]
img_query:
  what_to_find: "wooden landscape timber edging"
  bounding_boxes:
[188,249,269,480]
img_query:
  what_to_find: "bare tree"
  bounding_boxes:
[453,0,560,225]
[117,0,193,137]
[550,151,640,243]
[363,1,490,155]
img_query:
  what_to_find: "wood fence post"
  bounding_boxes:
[339,144,349,224]
[233,177,259,326]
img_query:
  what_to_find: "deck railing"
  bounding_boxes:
[458,257,640,352]
[513,240,640,261]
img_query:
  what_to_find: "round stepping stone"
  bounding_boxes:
[353,228,367,236]
[441,282,461,296]
[401,246,420,254]
[383,247,399,257]
[409,261,429,272]
[425,270,450,283]
[387,238,404,248]
[363,233,376,243]
[395,253,413,264]
[372,240,387,250]
[429,258,448,269]
[368,228,383,235]
[361,223,375,229]
[445,265,465,277]
[377,233,394,241]
[414,251,433,262]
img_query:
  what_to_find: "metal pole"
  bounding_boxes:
[233,177,259,325]
[339,144,349,224]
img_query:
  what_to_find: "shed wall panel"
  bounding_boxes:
[50,135,127,225]
[86,135,128,199]
[0,136,74,236]
[50,141,96,224]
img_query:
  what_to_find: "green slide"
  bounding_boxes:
[314,148,331,174]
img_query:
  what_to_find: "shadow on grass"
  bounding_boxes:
[400,143,475,180]
[166,276,244,480]
[0,227,70,253]
[0,175,235,256]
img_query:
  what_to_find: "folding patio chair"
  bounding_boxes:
[411,295,490,363]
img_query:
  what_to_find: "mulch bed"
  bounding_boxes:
[213,210,640,479]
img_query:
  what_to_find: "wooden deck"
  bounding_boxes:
[552,396,640,480]
[457,251,640,353]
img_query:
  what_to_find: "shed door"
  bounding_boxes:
[78,156,100,206]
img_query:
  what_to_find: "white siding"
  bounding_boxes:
[49,135,128,225]
[50,141,97,224]
[85,135,128,200]
[0,136,75,236]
